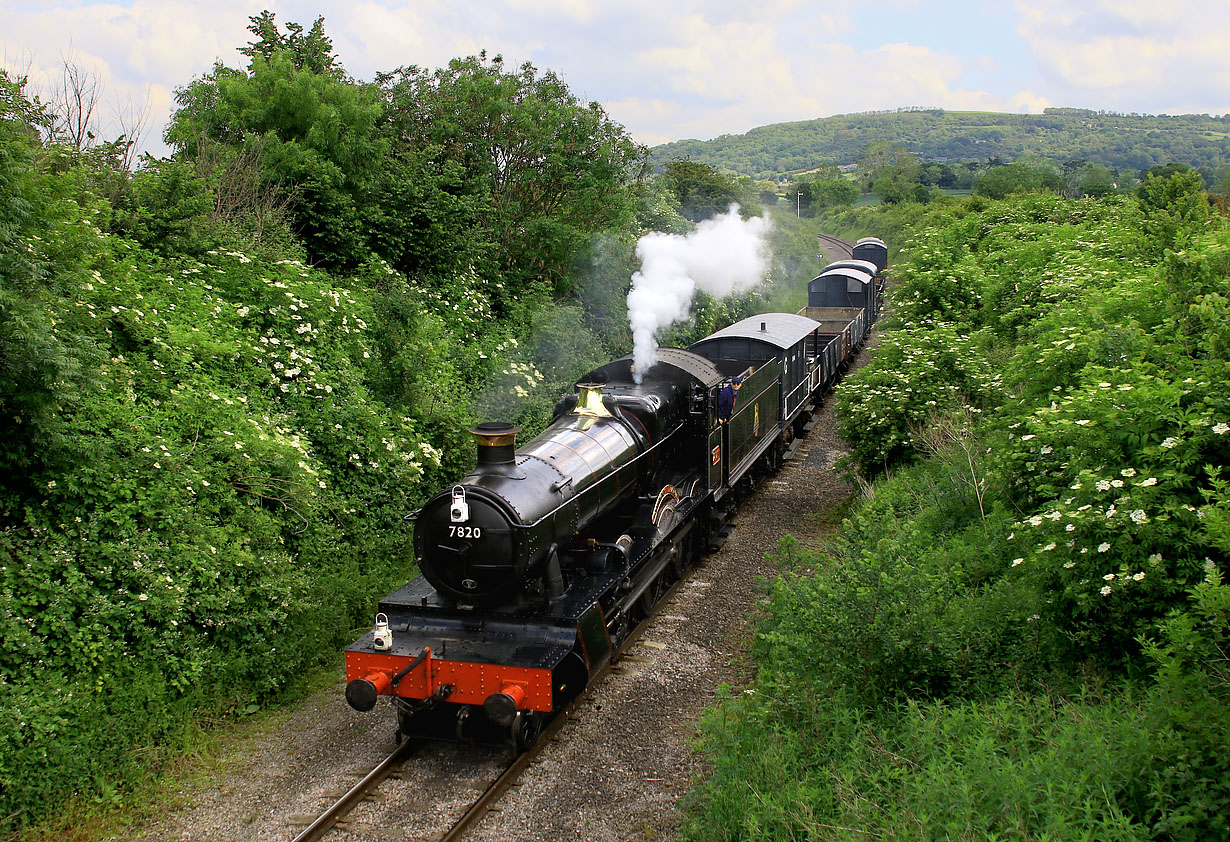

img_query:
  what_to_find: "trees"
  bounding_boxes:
[659,159,767,222]
[0,72,99,473]
[974,160,1063,199]
[1136,165,1211,254]
[648,111,1230,186]
[239,11,343,77]
[859,141,924,204]
[166,49,386,269]
[920,161,958,189]
[783,170,858,216]
[165,14,388,269]
[662,159,748,221]
[164,13,492,280]
[377,53,646,303]
[1067,162,1116,198]
[808,166,859,209]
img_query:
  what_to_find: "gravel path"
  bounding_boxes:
[121,334,878,842]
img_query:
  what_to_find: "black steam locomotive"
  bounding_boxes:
[344,238,887,748]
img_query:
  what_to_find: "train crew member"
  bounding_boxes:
[716,376,742,423]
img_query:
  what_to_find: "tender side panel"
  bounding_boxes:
[346,651,555,712]
[725,359,783,483]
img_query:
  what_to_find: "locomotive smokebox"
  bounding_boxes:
[470,422,521,466]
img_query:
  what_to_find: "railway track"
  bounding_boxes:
[289,566,703,842]
[290,738,423,842]
[130,231,884,842]
[285,238,866,842]
[815,232,854,261]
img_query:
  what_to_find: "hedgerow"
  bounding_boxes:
[684,187,1230,840]
[0,234,456,821]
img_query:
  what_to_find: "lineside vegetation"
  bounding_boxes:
[0,14,797,834]
[681,181,1230,840]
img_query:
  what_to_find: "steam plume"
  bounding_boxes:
[626,205,771,382]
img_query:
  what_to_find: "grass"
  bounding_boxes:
[6,661,349,842]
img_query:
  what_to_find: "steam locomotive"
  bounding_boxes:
[344,237,887,748]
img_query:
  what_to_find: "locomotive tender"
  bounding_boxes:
[344,237,887,748]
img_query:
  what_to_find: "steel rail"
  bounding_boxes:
[815,232,854,260]
[439,568,693,842]
[286,394,833,841]
[289,737,421,842]
[285,555,694,842]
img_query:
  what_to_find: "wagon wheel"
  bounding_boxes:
[669,544,687,579]
[637,573,664,617]
[514,711,543,752]
[608,610,631,652]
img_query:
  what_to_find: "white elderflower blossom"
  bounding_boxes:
[1160,437,1178,449]
[1101,585,1112,596]
[1214,422,1230,435]
[1130,509,1148,524]
[1098,542,1111,552]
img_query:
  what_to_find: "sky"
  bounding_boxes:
[4,0,1230,157]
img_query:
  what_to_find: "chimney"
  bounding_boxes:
[469,422,521,466]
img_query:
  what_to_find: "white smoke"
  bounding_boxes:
[626,205,771,382]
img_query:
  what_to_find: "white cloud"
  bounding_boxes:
[3,0,1225,163]
[3,1,256,153]
[614,33,1047,146]
[1014,0,1230,113]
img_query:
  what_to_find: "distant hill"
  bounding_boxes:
[648,108,1230,180]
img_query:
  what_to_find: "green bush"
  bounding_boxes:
[835,324,1000,473]
[684,682,1165,842]
[0,241,447,827]
[684,191,1230,841]
[1136,569,1230,839]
